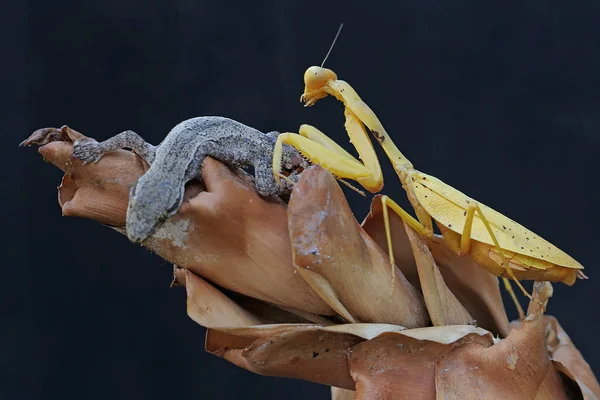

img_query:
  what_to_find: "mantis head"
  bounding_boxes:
[301,66,337,106]
[302,23,344,105]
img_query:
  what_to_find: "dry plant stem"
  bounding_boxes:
[288,166,429,328]
[27,126,333,316]
[362,194,510,336]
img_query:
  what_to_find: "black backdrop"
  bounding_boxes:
[4,0,600,399]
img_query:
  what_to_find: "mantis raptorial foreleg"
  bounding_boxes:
[274,131,371,181]
[295,124,359,160]
[273,110,384,193]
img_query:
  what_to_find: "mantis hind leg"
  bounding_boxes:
[461,202,528,320]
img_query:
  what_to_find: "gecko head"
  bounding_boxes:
[125,175,183,243]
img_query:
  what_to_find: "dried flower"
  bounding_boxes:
[23,126,598,399]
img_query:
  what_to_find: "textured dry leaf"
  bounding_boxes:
[435,282,569,400]
[173,265,333,325]
[206,325,359,389]
[362,194,510,336]
[403,224,474,326]
[288,166,429,328]
[544,316,600,399]
[349,326,494,400]
[23,127,333,316]
[205,323,406,390]
[553,362,599,400]
[184,269,262,328]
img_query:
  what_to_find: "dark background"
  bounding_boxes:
[3,0,600,398]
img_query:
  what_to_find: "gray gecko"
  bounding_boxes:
[71,116,307,243]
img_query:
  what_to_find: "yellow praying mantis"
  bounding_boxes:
[272,43,586,319]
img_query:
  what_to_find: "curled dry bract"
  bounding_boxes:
[287,166,429,328]
[346,282,573,399]
[205,323,407,390]
[403,225,474,327]
[362,194,510,336]
[434,282,567,400]
[349,326,494,400]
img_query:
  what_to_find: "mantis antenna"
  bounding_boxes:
[321,23,344,67]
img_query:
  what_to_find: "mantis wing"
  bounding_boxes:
[410,171,583,271]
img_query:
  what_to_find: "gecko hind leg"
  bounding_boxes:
[72,130,157,165]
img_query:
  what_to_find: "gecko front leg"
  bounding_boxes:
[254,161,288,197]
[254,153,305,197]
[72,130,157,165]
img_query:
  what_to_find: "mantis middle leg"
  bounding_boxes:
[379,195,527,320]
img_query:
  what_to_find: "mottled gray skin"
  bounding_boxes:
[72,116,306,243]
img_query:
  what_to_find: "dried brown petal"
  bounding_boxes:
[435,282,569,399]
[41,128,146,226]
[184,270,262,328]
[59,174,131,226]
[214,285,335,325]
[404,224,474,326]
[362,195,510,336]
[208,325,353,389]
[349,326,494,400]
[288,166,429,328]
[27,129,334,316]
[544,316,600,399]
[206,323,406,390]
[174,251,325,327]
